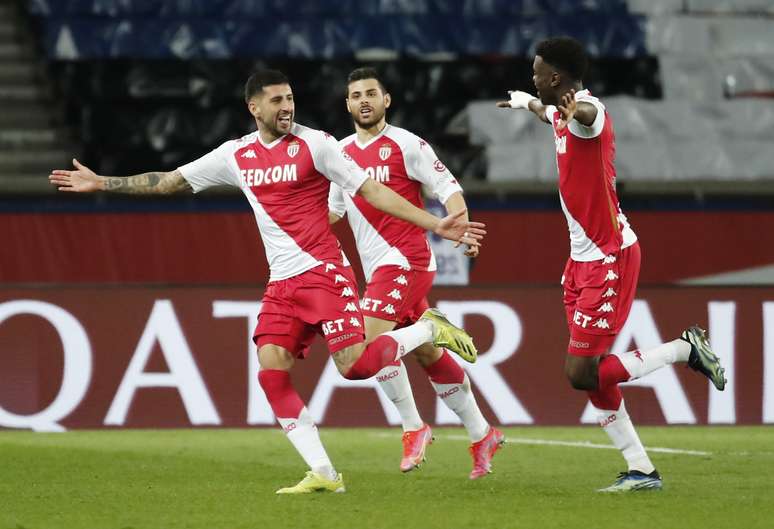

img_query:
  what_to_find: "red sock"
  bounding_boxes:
[422,349,465,384]
[598,354,631,389]
[258,369,303,418]
[345,335,399,380]
[587,384,623,411]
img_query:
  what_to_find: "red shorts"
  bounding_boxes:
[253,263,365,358]
[361,265,435,327]
[562,242,641,356]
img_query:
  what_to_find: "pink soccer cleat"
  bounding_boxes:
[468,427,505,480]
[400,424,434,472]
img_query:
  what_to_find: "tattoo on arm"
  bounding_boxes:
[104,170,191,195]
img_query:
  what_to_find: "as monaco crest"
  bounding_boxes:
[287,141,300,158]
[379,144,392,161]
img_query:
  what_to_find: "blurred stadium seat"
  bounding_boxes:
[1,0,771,193]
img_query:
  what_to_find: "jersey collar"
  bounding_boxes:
[353,123,390,150]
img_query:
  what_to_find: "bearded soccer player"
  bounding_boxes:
[329,68,503,479]
[497,37,727,492]
[49,69,487,494]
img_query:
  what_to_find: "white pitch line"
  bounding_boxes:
[369,432,711,457]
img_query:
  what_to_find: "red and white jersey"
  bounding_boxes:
[329,124,463,281]
[178,123,368,281]
[545,89,637,262]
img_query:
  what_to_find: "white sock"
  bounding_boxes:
[376,361,424,432]
[432,374,490,442]
[381,320,433,360]
[596,400,655,474]
[277,407,337,480]
[613,339,691,381]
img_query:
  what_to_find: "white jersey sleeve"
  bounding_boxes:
[328,182,347,218]
[568,90,605,139]
[177,140,240,192]
[305,130,369,196]
[404,137,462,204]
[544,105,557,124]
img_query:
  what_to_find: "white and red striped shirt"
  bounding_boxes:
[329,124,463,281]
[178,123,368,281]
[545,90,637,261]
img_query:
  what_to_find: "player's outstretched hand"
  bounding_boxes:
[434,208,486,248]
[556,89,577,130]
[496,90,537,110]
[49,159,103,192]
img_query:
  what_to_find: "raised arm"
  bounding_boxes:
[496,90,551,124]
[49,159,191,194]
[357,178,485,248]
[554,89,598,130]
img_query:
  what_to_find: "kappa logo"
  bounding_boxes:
[382,304,396,315]
[349,317,361,328]
[241,149,257,159]
[602,288,617,298]
[334,274,348,283]
[593,318,610,329]
[603,255,617,264]
[341,286,354,297]
[287,140,300,158]
[344,302,358,312]
[379,143,392,161]
[605,270,619,281]
[394,275,408,286]
[325,263,337,272]
[599,302,614,313]
[387,289,402,300]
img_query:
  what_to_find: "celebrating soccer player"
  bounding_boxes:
[49,69,487,494]
[497,37,727,492]
[329,68,503,479]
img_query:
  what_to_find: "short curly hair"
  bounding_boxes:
[535,37,588,82]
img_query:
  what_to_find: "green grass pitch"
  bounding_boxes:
[1,427,772,529]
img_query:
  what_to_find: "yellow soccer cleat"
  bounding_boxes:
[420,308,477,363]
[275,471,346,495]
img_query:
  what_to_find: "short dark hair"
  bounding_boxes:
[535,37,588,82]
[346,67,388,96]
[244,69,290,103]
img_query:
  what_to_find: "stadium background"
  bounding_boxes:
[2,0,774,433]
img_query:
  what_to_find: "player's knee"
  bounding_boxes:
[564,364,598,391]
[333,344,366,379]
[257,345,295,370]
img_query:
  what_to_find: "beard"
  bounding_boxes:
[260,113,293,137]
[351,108,384,128]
